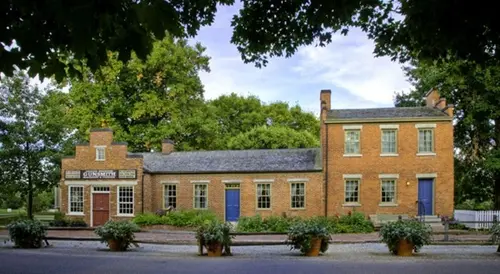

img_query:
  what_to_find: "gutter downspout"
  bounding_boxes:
[141,173,145,213]
[324,122,329,217]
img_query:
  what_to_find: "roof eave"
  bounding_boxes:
[325,116,452,124]
[143,169,323,175]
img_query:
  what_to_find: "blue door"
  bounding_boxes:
[418,179,433,215]
[225,189,240,221]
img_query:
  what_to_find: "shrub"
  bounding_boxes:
[455,199,494,210]
[94,220,140,251]
[196,220,234,254]
[287,219,331,255]
[336,212,374,233]
[379,219,432,254]
[236,215,265,232]
[69,218,88,227]
[491,223,500,245]
[133,210,218,227]
[7,219,47,248]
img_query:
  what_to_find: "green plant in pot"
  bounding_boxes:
[287,219,331,256]
[195,220,234,257]
[94,220,140,251]
[7,219,47,248]
[379,219,432,256]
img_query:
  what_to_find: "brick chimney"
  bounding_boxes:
[425,88,441,108]
[320,89,331,114]
[162,139,174,154]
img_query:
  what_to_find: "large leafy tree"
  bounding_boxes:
[0,71,67,218]
[227,125,319,150]
[394,59,500,209]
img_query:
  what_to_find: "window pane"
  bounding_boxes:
[381,180,396,203]
[419,129,433,152]
[382,130,396,153]
[344,180,359,203]
[164,184,177,208]
[69,186,83,213]
[345,130,360,154]
[118,186,134,215]
[194,184,207,209]
[257,184,271,209]
[291,183,305,208]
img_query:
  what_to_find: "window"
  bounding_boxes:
[381,179,396,203]
[118,186,134,215]
[344,180,359,203]
[256,184,271,209]
[418,129,434,153]
[96,147,105,161]
[344,130,360,154]
[164,184,177,209]
[194,184,207,209]
[69,186,83,214]
[381,130,397,154]
[290,183,305,209]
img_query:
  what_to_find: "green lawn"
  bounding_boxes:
[0,209,25,215]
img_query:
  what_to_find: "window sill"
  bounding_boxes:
[116,214,135,217]
[290,208,306,210]
[380,153,399,157]
[342,203,361,207]
[343,154,362,157]
[95,159,105,161]
[379,203,398,207]
[67,213,84,216]
[417,152,436,156]
[194,208,208,210]
[256,208,272,211]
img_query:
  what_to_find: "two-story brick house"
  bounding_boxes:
[58,89,454,226]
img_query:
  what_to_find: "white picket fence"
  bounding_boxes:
[454,210,500,229]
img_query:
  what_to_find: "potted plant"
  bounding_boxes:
[7,219,47,248]
[287,220,331,256]
[379,219,432,256]
[196,220,234,257]
[491,223,500,252]
[94,220,140,251]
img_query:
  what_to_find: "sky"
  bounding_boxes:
[191,4,413,116]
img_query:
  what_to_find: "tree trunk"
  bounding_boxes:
[26,142,33,220]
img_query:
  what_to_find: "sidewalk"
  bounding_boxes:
[0,229,494,245]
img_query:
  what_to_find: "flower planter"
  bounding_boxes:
[207,242,223,257]
[396,239,414,256]
[304,237,322,257]
[107,239,125,251]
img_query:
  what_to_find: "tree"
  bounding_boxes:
[0,71,66,218]
[227,126,319,150]
[394,59,500,209]
[0,0,234,81]
[231,0,500,68]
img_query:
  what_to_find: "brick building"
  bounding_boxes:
[58,89,454,226]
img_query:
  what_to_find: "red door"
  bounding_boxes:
[92,193,109,227]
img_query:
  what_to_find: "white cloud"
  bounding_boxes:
[293,29,411,105]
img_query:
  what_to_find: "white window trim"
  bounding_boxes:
[343,125,363,130]
[415,123,437,129]
[343,179,361,207]
[287,178,309,183]
[253,179,274,183]
[344,128,362,156]
[256,183,272,210]
[222,179,242,184]
[68,185,84,216]
[160,180,180,184]
[379,124,400,129]
[417,152,437,156]
[191,180,210,184]
[380,153,399,157]
[416,173,437,178]
[290,182,306,210]
[117,186,134,217]
[343,153,362,157]
[379,178,398,206]
[163,184,177,209]
[193,183,209,209]
[95,146,106,161]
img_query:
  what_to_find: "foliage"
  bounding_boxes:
[0,0,235,81]
[195,220,234,251]
[0,212,27,226]
[236,213,374,234]
[287,219,331,254]
[379,220,432,254]
[227,126,319,150]
[0,192,24,209]
[94,220,140,251]
[7,219,47,248]
[0,71,67,219]
[133,210,218,227]
[32,191,54,213]
[491,223,500,244]
[455,199,494,211]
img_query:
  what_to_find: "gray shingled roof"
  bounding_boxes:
[132,148,322,173]
[327,107,450,120]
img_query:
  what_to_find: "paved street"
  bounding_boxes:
[0,247,499,274]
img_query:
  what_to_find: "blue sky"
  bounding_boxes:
[191,4,412,115]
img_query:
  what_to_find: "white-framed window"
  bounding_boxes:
[290,183,305,209]
[96,146,105,161]
[381,179,396,204]
[381,129,397,154]
[344,130,360,154]
[194,184,208,209]
[118,186,134,215]
[418,129,434,153]
[344,179,359,203]
[68,186,84,214]
[164,184,177,209]
[256,183,271,209]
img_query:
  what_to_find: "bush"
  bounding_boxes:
[491,223,500,245]
[69,218,88,227]
[196,220,234,253]
[133,209,218,227]
[287,219,331,254]
[336,212,374,233]
[7,219,47,248]
[94,220,140,251]
[32,191,54,213]
[380,219,432,254]
[455,199,494,210]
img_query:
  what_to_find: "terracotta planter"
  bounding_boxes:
[108,239,125,251]
[207,242,223,257]
[396,239,414,256]
[305,237,322,257]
